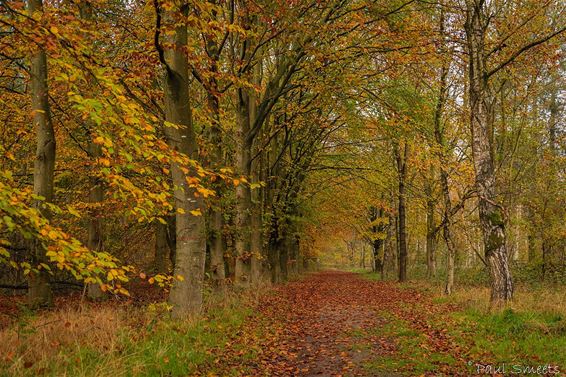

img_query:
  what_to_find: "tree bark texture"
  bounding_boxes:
[465,0,513,304]
[28,0,54,308]
[160,4,207,317]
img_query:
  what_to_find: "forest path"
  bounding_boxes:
[209,271,467,376]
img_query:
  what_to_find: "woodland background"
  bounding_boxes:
[0,0,565,374]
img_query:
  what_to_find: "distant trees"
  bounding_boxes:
[304,0,564,298]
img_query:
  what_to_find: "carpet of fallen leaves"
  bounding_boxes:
[203,271,468,377]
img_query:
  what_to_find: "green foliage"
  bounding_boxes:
[0,166,133,293]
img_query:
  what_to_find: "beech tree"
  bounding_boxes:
[155,0,207,316]
[27,0,55,307]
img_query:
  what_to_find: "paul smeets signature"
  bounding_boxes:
[469,361,560,375]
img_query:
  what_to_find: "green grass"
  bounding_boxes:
[450,307,566,367]
[356,270,382,281]
[1,304,256,377]
[356,272,566,374]
[114,307,251,377]
[362,313,457,376]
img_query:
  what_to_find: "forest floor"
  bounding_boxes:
[1,270,564,376]
[206,270,565,377]
[209,270,467,376]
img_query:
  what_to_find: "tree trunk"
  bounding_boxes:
[542,240,548,280]
[380,237,386,281]
[267,170,281,283]
[205,92,226,288]
[443,221,456,295]
[160,4,206,317]
[154,220,169,274]
[541,85,559,279]
[233,97,253,283]
[395,142,408,282]
[234,52,260,284]
[77,0,105,301]
[249,123,263,283]
[393,213,399,275]
[373,239,384,278]
[293,236,300,275]
[201,0,226,289]
[86,142,104,299]
[425,191,436,278]
[250,198,262,282]
[279,233,289,281]
[166,215,176,269]
[209,209,226,286]
[385,215,394,278]
[369,206,385,278]
[289,237,297,276]
[27,0,54,308]
[269,234,281,283]
[527,232,536,263]
[297,243,304,274]
[433,2,457,295]
[439,121,457,295]
[465,2,513,305]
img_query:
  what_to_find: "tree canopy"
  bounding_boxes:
[0,0,564,313]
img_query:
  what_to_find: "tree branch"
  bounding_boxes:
[153,0,172,74]
[487,26,566,78]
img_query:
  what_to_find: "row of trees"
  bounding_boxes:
[1,0,564,316]
[315,0,564,298]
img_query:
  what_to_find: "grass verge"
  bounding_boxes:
[358,271,566,374]
[0,289,264,377]
[362,312,457,376]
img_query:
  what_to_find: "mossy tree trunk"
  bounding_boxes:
[465,1,513,304]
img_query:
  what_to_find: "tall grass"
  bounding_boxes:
[0,284,267,377]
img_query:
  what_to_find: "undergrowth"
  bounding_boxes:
[0,288,264,377]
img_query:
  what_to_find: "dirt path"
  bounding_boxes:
[212,271,467,376]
